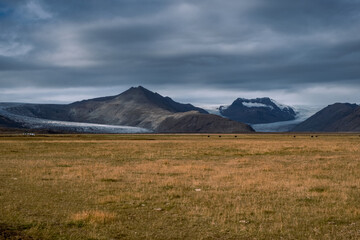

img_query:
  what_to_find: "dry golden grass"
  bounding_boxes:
[70,210,116,225]
[0,134,359,239]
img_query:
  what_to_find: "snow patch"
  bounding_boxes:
[242,102,273,109]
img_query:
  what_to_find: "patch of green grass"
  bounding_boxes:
[56,164,72,168]
[0,222,34,240]
[66,221,86,228]
[161,185,174,190]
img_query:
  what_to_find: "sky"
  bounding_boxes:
[0,0,360,107]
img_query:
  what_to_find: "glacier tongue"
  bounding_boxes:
[251,105,324,132]
[0,103,152,133]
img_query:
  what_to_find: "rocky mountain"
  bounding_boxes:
[292,103,360,132]
[2,86,254,133]
[220,97,296,124]
[66,86,209,130]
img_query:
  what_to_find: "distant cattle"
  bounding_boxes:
[23,133,35,136]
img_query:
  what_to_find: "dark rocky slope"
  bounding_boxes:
[157,111,254,133]
[292,103,360,132]
[0,115,23,129]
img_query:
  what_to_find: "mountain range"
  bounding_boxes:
[1,86,359,133]
[0,86,254,133]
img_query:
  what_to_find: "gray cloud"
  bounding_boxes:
[0,0,360,105]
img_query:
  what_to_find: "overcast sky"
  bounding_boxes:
[0,0,360,106]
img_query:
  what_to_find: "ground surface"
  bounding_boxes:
[0,134,359,239]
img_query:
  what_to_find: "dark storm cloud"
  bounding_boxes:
[0,0,360,104]
[248,0,360,32]
[0,56,37,71]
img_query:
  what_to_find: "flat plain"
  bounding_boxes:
[0,134,359,239]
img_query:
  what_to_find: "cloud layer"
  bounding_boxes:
[0,0,360,105]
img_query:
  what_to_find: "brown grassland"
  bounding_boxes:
[0,134,359,239]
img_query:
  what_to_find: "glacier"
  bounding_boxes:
[0,103,152,133]
[251,105,324,132]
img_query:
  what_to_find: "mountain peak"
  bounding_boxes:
[127,85,150,93]
[133,85,147,90]
[110,86,208,115]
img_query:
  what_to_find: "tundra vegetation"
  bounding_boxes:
[0,134,359,239]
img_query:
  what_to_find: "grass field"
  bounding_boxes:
[0,134,360,239]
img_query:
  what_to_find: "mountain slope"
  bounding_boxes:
[157,111,254,133]
[0,115,23,129]
[334,107,360,131]
[220,97,296,124]
[292,103,360,132]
